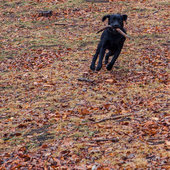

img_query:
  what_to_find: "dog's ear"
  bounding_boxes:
[122,14,128,21]
[102,15,110,22]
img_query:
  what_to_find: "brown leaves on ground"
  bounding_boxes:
[0,0,169,169]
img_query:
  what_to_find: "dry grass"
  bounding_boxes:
[0,0,169,168]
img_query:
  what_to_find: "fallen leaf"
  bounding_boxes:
[165,140,170,146]
[105,79,114,83]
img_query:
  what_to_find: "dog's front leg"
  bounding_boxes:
[106,48,121,71]
[96,46,106,71]
[90,43,101,70]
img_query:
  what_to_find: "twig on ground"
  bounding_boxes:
[147,138,165,145]
[92,138,119,142]
[77,78,94,83]
[94,114,132,123]
[54,23,88,28]
[54,23,68,26]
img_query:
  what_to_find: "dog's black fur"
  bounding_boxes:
[90,14,128,71]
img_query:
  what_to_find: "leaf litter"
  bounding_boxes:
[0,0,169,169]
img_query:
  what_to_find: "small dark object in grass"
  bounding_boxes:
[77,78,94,83]
[38,10,53,17]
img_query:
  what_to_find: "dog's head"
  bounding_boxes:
[102,14,127,28]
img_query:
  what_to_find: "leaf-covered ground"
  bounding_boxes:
[0,0,169,169]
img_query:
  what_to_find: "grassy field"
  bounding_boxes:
[0,0,169,169]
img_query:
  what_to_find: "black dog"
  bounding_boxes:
[90,14,128,71]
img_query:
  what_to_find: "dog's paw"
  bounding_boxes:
[90,65,95,71]
[96,65,102,71]
[106,64,113,71]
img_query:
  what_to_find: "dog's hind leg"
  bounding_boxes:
[106,48,122,71]
[90,43,101,71]
[105,51,114,65]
